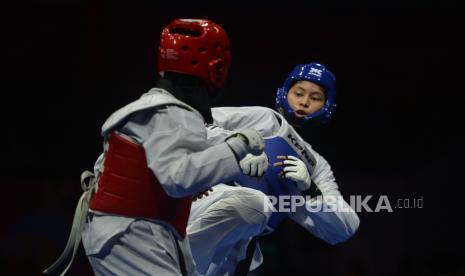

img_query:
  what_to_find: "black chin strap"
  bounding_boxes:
[278,109,322,129]
[156,73,213,124]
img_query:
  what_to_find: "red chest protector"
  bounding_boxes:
[89,132,192,238]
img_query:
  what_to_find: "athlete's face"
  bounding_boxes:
[287,81,325,117]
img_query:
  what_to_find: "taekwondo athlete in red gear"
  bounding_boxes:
[44,19,267,276]
[187,63,360,275]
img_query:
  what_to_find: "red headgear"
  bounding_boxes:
[157,19,231,89]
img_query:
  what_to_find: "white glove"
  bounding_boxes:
[225,128,264,160]
[240,152,268,177]
[281,155,312,191]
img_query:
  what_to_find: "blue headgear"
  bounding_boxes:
[275,62,336,126]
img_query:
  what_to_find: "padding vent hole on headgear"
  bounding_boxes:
[182,45,189,51]
[199,47,206,53]
[191,60,198,66]
[214,43,220,49]
[170,28,201,37]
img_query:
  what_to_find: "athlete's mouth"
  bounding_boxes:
[294,110,308,117]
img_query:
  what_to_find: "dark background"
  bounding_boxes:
[3,1,464,275]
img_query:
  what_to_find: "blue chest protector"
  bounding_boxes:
[237,136,304,230]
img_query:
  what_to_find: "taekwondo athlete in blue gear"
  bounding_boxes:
[187,62,360,275]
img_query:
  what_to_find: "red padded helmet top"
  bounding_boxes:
[157,19,231,89]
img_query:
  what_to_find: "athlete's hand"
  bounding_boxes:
[273,155,311,191]
[192,188,214,201]
[240,152,268,177]
[225,129,264,160]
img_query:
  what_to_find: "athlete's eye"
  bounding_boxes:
[293,90,303,97]
[310,92,325,101]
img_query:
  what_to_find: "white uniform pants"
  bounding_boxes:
[82,214,195,275]
[187,184,273,275]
